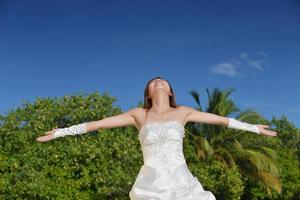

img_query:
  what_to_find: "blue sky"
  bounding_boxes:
[1,0,300,128]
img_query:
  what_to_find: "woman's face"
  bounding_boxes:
[147,78,171,98]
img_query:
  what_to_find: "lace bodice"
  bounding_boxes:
[138,120,185,136]
[138,120,186,173]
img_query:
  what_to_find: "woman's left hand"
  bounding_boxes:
[256,124,278,136]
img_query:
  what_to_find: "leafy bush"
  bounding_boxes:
[0,91,299,199]
[0,92,142,199]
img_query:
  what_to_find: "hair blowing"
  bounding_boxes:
[143,76,179,109]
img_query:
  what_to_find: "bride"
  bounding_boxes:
[36,76,277,199]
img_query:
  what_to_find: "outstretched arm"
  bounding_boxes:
[84,108,137,132]
[182,106,277,137]
[36,107,138,142]
[184,106,229,126]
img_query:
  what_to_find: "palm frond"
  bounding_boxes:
[195,136,214,160]
[189,90,203,111]
[251,146,278,161]
[213,147,236,168]
[189,87,282,195]
[259,170,282,194]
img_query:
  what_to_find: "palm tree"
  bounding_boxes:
[188,87,282,195]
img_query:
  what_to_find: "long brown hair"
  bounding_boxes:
[143,76,178,109]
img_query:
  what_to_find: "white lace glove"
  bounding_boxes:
[53,122,88,139]
[228,118,260,135]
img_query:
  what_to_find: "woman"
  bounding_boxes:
[36,76,277,199]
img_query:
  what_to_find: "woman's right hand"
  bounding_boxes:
[36,128,59,142]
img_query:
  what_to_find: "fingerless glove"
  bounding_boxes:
[228,118,260,134]
[53,122,87,139]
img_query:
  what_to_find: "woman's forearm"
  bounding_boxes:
[227,118,260,134]
[53,122,88,138]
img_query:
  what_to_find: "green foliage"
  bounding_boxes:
[241,116,300,200]
[183,132,244,199]
[189,88,281,195]
[189,88,300,199]
[0,90,299,200]
[189,160,244,200]
[0,91,142,199]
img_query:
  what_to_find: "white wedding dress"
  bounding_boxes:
[129,120,216,200]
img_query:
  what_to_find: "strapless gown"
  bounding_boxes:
[129,120,216,200]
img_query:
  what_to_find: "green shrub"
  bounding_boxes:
[1,91,299,199]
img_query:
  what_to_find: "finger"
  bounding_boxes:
[43,131,51,135]
[272,131,278,136]
[36,137,44,142]
[267,131,277,136]
[37,136,49,142]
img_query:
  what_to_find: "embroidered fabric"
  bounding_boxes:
[228,118,260,134]
[129,120,216,200]
[53,122,87,139]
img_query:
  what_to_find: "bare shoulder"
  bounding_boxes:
[177,105,195,114]
[125,107,144,118]
[126,107,146,124]
[174,105,195,125]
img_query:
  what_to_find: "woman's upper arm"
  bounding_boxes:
[85,108,138,132]
[183,106,229,126]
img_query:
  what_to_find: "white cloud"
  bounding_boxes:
[211,62,239,77]
[210,52,268,78]
[210,58,244,78]
[240,52,267,70]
